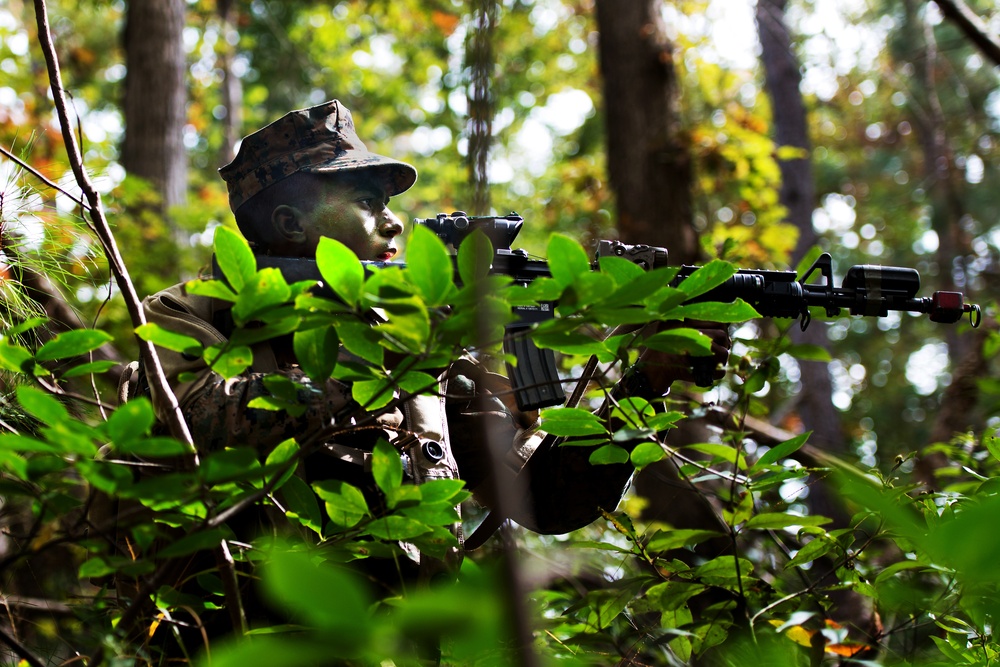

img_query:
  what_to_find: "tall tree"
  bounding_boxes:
[756,0,844,454]
[120,0,187,212]
[594,0,697,261]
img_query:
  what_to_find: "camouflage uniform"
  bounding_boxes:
[141,100,637,539]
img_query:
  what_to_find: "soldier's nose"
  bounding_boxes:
[379,212,404,237]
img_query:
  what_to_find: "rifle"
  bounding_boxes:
[254,211,983,412]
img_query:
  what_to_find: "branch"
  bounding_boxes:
[933,0,1000,66]
[31,0,194,449]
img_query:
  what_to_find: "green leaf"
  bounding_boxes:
[643,328,714,356]
[675,260,736,299]
[646,529,724,553]
[365,515,431,541]
[316,237,364,307]
[201,447,260,484]
[371,439,402,497]
[264,438,300,492]
[673,299,759,323]
[61,360,120,378]
[293,326,339,383]
[352,378,395,411]
[539,407,608,437]
[214,226,256,292]
[753,432,811,470]
[0,449,28,479]
[232,268,292,325]
[589,444,630,465]
[457,229,494,284]
[0,338,34,372]
[743,513,832,531]
[785,536,837,569]
[336,319,383,365]
[114,437,192,458]
[405,224,455,306]
[205,344,253,379]
[16,385,69,425]
[157,528,228,559]
[35,329,113,362]
[313,480,369,527]
[135,323,203,355]
[630,442,666,469]
[184,278,238,302]
[279,475,323,536]
[785,344,832,362]
[261,549,372,636]
[105,399,155,445]
[547,233,591,287]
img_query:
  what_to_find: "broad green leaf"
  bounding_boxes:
[684,442,746,469]
[214,226,256,292]
[232,268,292,325]
[314,480,369,527]
[135,322,203,355]
[279,475,323,536]
[200,447,260,484]
[0,338,34,372]
[744,513,832,531]
[675,260,736,299]
[336,319,383,365]
[35,329,113,362]
[672,299,759,323]
[646,529,724,553]
[184,278,238,302]
[16,385,69,425]
[293,326,338,382]
[4,317,47,337]
[157,528,228,559]
[395,371,440,396]
[405,224,455,306]
[365,515,432,541]
[589,444,630,465]
[61,360,120,378]
[0,450,27,479]
[643,328,714,356]
[0,432,71,455]
[418,479,469,505]
[316,237,364,307]
[371,439,402,497]
[539,407,608,437]
[630,442,666,469]
[264,438,300,492]
[114,437,192,458]
[753,432,811,469]
[105,399,155,445]
[595,254,647,286]
[647,580,707,612]
[457,229,494,284]
[261,549,372,635]
[785,536,837,569]
[352,378,395,411]
[205,344,253,379]
[786,344,832,362]
[547,233,591,287]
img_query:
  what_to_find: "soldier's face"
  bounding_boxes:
[298,172,404,262]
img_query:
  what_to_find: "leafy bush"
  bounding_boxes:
[0,223,996,666]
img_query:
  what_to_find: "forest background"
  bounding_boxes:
[1,0,999,665]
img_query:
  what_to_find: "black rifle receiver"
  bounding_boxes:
[247,212,982,412]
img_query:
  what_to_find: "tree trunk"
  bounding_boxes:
[594,0,697,262]
[121,0,187,212]
[756,0,845,455]
[217,0,243,165]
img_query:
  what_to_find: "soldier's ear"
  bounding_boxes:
[271,205,308,244]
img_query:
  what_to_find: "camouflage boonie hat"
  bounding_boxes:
[219,100,417,212]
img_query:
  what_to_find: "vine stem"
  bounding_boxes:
[30,0,195,452]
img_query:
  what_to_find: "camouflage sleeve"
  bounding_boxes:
[181,368,401,455]
[446,359,634,535]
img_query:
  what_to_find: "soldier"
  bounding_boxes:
[134,99,729,647]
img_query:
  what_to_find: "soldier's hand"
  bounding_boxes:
[632,321,731,396]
